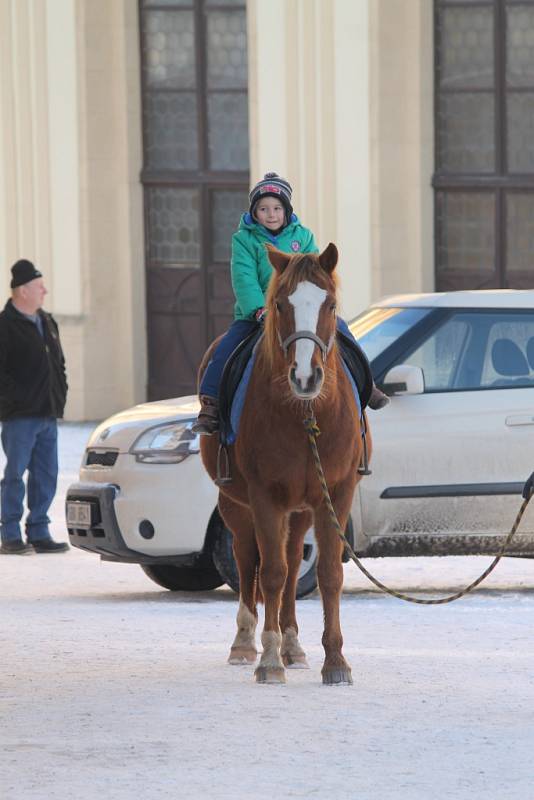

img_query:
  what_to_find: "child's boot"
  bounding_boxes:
[192,395,220,435]
[368,384,389,410]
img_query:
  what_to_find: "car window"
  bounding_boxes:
[402,311,534,391]
[480,317,534,387]
[349,307,431,362]
[404,317,470,390]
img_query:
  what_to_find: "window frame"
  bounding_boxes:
[433,0,534,290]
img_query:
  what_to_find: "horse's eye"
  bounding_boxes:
[275,301,282,312]
[330,303,337,312]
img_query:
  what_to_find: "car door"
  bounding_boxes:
[357,308,534,556]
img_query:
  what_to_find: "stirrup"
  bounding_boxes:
[215,443,232,485]
[357,416,372,476]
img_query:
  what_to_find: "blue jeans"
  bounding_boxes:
[200,316,362,399]
[200,320,259,398]
[0,417,58,544]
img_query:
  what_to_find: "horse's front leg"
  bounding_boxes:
[250,492,288,684]
[314,485,354,685]
[280,510,312,669]
[218,494,259,665]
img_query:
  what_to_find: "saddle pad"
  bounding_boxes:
[218,325,263,446]
[336,330,374,410]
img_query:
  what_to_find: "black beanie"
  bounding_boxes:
[249,172,293,224]
[10,259,43,289]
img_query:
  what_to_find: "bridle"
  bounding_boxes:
[280,330,330,363]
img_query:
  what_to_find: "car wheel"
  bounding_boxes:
[140,563,224,591]
[213,523,330,600]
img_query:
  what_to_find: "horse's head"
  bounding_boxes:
[265,243,339,400]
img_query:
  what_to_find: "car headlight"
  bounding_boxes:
[130,420,200,464]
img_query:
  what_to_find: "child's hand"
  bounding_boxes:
[254,307,267,324]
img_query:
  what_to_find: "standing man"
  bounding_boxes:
[0,259,69,554]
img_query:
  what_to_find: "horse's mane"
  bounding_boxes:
[261,253,338,372]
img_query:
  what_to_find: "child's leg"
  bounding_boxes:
[194,320,258,434]
[200,320,258,398]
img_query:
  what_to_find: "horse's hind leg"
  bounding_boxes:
[314,484,354,685]
[218,494,259,665]
[280,511,311,669]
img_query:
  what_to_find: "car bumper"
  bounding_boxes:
[66,482,203,565]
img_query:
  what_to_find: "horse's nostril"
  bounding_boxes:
[307,368,323,392]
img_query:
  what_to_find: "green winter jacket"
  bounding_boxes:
[231,213,318,320]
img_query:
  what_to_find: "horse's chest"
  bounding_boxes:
[240,439,348,509]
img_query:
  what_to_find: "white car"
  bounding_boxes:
[66,290,534,596]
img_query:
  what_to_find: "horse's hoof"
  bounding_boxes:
[254,666,286,684]
[282,653,309,669]
[322,668,353,685]
[228,647,257,665]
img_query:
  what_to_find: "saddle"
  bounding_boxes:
[217,325,374,448]
[218,324,264,447]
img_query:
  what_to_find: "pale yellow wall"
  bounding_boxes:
[0,0,145,421]
[0,0,81,312]
[370,0,434,298]
[75,0,145,420]
[248,0,435,317]
[248,0,372,319]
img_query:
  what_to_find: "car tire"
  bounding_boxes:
[212,519,353,600]
[341,515,355,563]
[140,563,224,591]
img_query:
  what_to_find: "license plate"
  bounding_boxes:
[66,501,93,528]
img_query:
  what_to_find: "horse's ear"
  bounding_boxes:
[319,242,338,274]
[266,244,291,274]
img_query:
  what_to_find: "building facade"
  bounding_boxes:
[1,0,531,420]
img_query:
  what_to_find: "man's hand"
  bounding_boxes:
[254,307,267,324]
[522,471,534,499]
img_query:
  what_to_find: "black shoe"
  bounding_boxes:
[32,539,70,553]
[0,540,31,555]
[368,385,390,410]
[191,395,220,435]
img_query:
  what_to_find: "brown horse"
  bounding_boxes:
[199,243,370,684]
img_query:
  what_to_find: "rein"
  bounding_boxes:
[303,410,532,605]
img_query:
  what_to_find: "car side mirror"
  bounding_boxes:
[381,364,425,396]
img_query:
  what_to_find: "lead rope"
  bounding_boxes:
[303,412,532,605]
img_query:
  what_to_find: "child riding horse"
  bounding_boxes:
[192,171,387,435]
[200,243,370,685]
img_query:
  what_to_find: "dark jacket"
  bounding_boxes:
[0,299,68,421]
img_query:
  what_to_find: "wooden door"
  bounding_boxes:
[139,0,249,399]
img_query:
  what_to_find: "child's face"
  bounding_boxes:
[254,196,285,230]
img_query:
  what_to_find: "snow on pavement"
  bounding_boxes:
[1,422,534,800]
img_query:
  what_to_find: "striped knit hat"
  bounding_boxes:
[249,172,293,224]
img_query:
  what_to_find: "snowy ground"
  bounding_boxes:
[1,422,534,799]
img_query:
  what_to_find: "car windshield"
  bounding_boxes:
[349,307,431,361]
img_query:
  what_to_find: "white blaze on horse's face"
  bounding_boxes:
[288,281,327,398]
